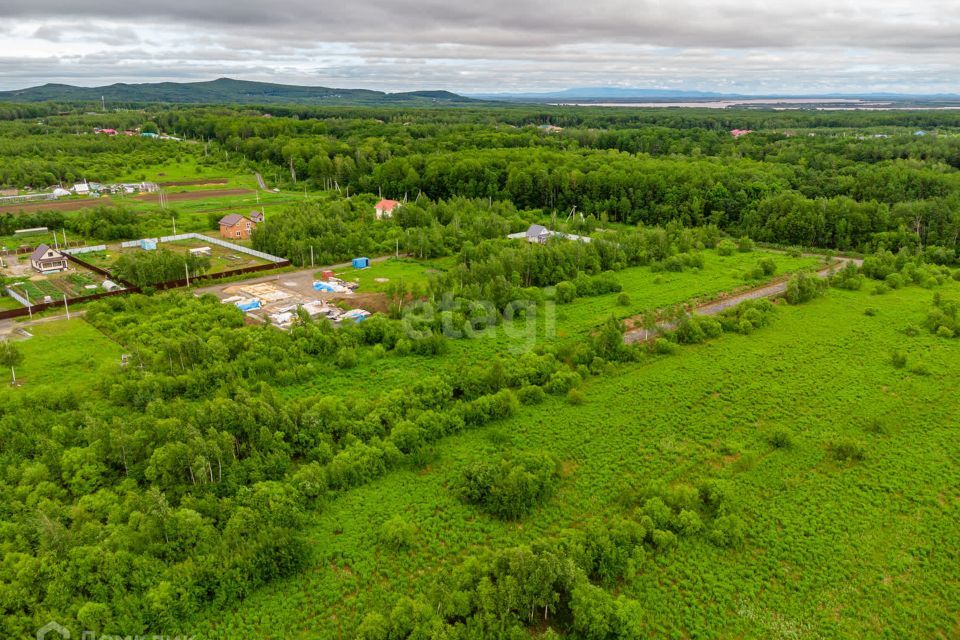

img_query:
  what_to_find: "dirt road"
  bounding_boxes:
[0,310,86,341]
[135,188,253,204]
[0,198,113,215]
[623,258,861,344]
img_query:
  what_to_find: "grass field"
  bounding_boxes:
[292,250,821,400]
[324,256,456,292]
[194,281,960,639]
[0,295,22,311]
[2,319,123,390]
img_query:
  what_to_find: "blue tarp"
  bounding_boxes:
[352,257,370,269]
[313,281,336,292]
[236,300,261,312]
[140,239,157,250]
[341,309,369,323]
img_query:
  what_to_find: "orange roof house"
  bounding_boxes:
[375,199,401,220]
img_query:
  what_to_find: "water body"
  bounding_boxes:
[552,98,960,110]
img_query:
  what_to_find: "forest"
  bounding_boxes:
[0,102,959,639]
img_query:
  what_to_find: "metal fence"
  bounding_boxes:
[116,233,286,263]
[0,288,133,321]
[4,287,30,307]
[1,236,289,320]
[154,260,291,290]
[64,245,108,255]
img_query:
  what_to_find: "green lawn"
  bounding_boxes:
[3,319,123,390]
[323,256,455,292]
[293,250,821,400]
[0,295,23,311]
[199,281,960,639]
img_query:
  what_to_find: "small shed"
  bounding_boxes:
[140,239,157,251]
[352,257,370,269]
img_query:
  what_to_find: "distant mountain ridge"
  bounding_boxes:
[0,78,477,105]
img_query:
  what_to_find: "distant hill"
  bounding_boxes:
[0,78,479,106]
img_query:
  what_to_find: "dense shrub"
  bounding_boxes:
[380,516,417,551]
[555,281,577,304]
[831,261,863,290]
[830,439,866,462]
[925,294,959,337]
[517,384,547,405]
[545,369,582,395]
[785,271,827,304]
[456,451,561,519]
[891,350,908,368]
[716,239,737,256]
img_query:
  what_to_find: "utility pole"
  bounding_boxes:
[172,215,177,235]
[63,294,70,320]
[184,263,190,286]
[310,246,315,268]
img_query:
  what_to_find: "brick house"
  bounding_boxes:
[218,214,256,240]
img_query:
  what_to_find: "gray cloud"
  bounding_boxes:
[2,0,960,92]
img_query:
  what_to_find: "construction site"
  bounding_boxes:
[198,267,381,329]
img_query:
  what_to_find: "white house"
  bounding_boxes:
[30,244,69,273]
[72,182,90,195]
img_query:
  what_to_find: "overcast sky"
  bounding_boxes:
[1,0,958,94]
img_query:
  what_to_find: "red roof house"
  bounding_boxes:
[375,199,401,220]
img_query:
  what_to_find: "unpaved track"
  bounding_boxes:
[0,198,114,214]
[623,258,861,344]
[0,310,86,341]
[135,188,253,204]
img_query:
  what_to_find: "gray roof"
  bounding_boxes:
[526,224,550,238]
[31,244,54,262]
[218,213,247,227]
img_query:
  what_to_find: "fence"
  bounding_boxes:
[4,287,30,307]
[1,236,289,320]
[153,260,291,291]
[0,288,133,321]
[65,245,108,255]
[120,233,286,264]
[65,253,139,290]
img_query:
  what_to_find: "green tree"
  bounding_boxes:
[0,339,23,384]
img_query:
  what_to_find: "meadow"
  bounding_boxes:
[197,280,960,639]
[292,249,820,399]
[0,319,122,390]
[2,105,960,639]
